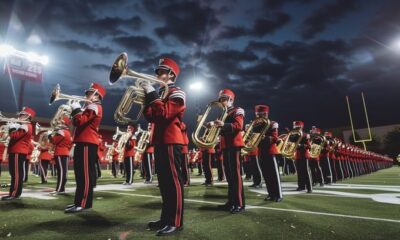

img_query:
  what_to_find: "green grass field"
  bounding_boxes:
[0,166,399,239]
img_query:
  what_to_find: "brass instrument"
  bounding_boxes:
[242,117,271,155]
[0,125,9,143]
[280,129,303,159]
[35,123,54,135]
[50,104,72,127]
[0,111,30,124]
[192,101,228,148]
[276,134,288,154]
[104,142,115,163]
[134,126,150,162]
[116,129,132,163]
[109,52,169,125]
[49,84,92,117]
[113,126,124,140]
[309,134,326,159]
[30,140,41,163]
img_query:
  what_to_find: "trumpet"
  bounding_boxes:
[35,123,54,135]
[192,101,228,148]
[280,129,303,159]
[49,84,91,107]
[109,52,169,125]
[112,126,124,140]
[0,111,30,124]
[309,134,326,159]
[242,117,271,155]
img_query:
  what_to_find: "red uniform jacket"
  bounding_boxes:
[220,107,244,149]
[72,102,103,145]
[27,141,34,161]
[8,123,33,155]
[39,143,52,161]
[50,129,72,156]
[294,132,311,160]
[0,143,5,161]
[247,147,258,156]
[258,121,279,155]
[200,147,215,154]
[144,84,186,145]
[124,137,136,158]
[112,142,119,162]
[98,140,105,160]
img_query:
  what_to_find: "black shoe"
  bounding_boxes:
[230,206,245,214]
[1,196,18,201]
[147,220,165,230]
[296,187,305,191]
[307,190,312,193]
[65,206,84,213]
[320,183,324,187]
[65,204,76,210]
[264,195,273,201]
[274,197,283,202]
[217,202,232,211]
[156,225,183,236]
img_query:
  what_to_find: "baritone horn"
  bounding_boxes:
[280,129,303,159]
[192,101,228,148]
[109,52,169,125]
[242,117,271,155]
[309,134,326,159]
[35,123,53,135]
[49,84,92,106]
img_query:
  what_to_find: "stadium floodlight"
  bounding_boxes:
[189,81,204,91]
[0,44,15,57]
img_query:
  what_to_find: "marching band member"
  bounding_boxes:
[142,57,186,235]
[293,121,312,193]
[65,83,105,213]
[181,123,190,186]
[39,135,52,184]
[24,140,34,183]
[215,140,225,181]
[49,116,72,194]
[309,128,324,187]
[255,105,282,201]
[111,140,119,178]
[1,107,35,201]
[247,147,261,188]
[96,135,105,180]
[210,89,245,214]
[123,125,136,185]
[143,123,154,184]
[0,142,4,177]
[196,148,203,176]
[320,132,333,184]
[200,146,215,186]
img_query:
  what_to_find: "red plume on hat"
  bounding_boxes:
[86,82,106,98]
[219,89,235,100]
[155,58,180,77]
[20,107,36,118]
[255,105,269,114]
[324,131,332,137]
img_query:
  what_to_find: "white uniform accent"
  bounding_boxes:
[19,124,28,132]
[57,129,65,136]
[236,107,245,116]
[86,103,98,115]
[169,90,186,102]
[272,122,279,129]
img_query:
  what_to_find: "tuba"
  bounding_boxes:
[309,134,326,159]
[242,117,271,155]
[192,101,228,148]
[109,52,169,125]
[280,129,303,159]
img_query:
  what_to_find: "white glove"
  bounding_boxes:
[47,130,52,136]
[70,102,81,110]
[7,123,17,129]
[139,81,155,93]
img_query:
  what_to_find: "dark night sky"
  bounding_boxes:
[1,0,400,133]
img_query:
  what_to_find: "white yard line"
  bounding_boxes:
[100,190,400,224]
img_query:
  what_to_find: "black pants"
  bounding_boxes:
[111,161,118,177]
[155,144,184,227]
[40,160,50,183]
[320,156,333,184]
[23,159,29,182]
[217,159,225,181]
[95,158,102,178]
[202,152,214,184]
[309,159,324,185]
[119,162,125,176]
[180,153,189,185]
[250,155,262,185]
[295,157,312,191]
[260,153,282,199]
[197,161,202,175]
[144,153,154,182]
[330,158,337,183]
[336,160,343,181]
[243,160,252,180]
[124,156,135,184]
[8,153,26,197]
[73,143,97,209]
[55,156,68,192]
[223,148,245,208]
[0,160,2,176]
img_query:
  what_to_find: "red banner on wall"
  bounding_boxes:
[3,55,43,83]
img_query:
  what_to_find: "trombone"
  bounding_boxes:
[192,101,228,148]
[109,52,169,125]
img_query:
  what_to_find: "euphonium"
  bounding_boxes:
[192,101,228,148]
[280,129,303,159]
[104,143,114,163]
[309,134,326,159]
[116,129,132,162]
[109,52,169,125]
[135,127,150,155]
[50,104,72,127]
[242,117,271,155]
[0,125,9,143]
[276,134,288,154]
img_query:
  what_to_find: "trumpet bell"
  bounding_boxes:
[49,84,60,105]
[109,52,128,84]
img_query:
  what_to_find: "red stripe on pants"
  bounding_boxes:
[168,146,182,227]
[236,151,243,207]
[81,146,89,208]
[11,154,18,197]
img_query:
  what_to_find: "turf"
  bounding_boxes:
[0,167,399,239]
